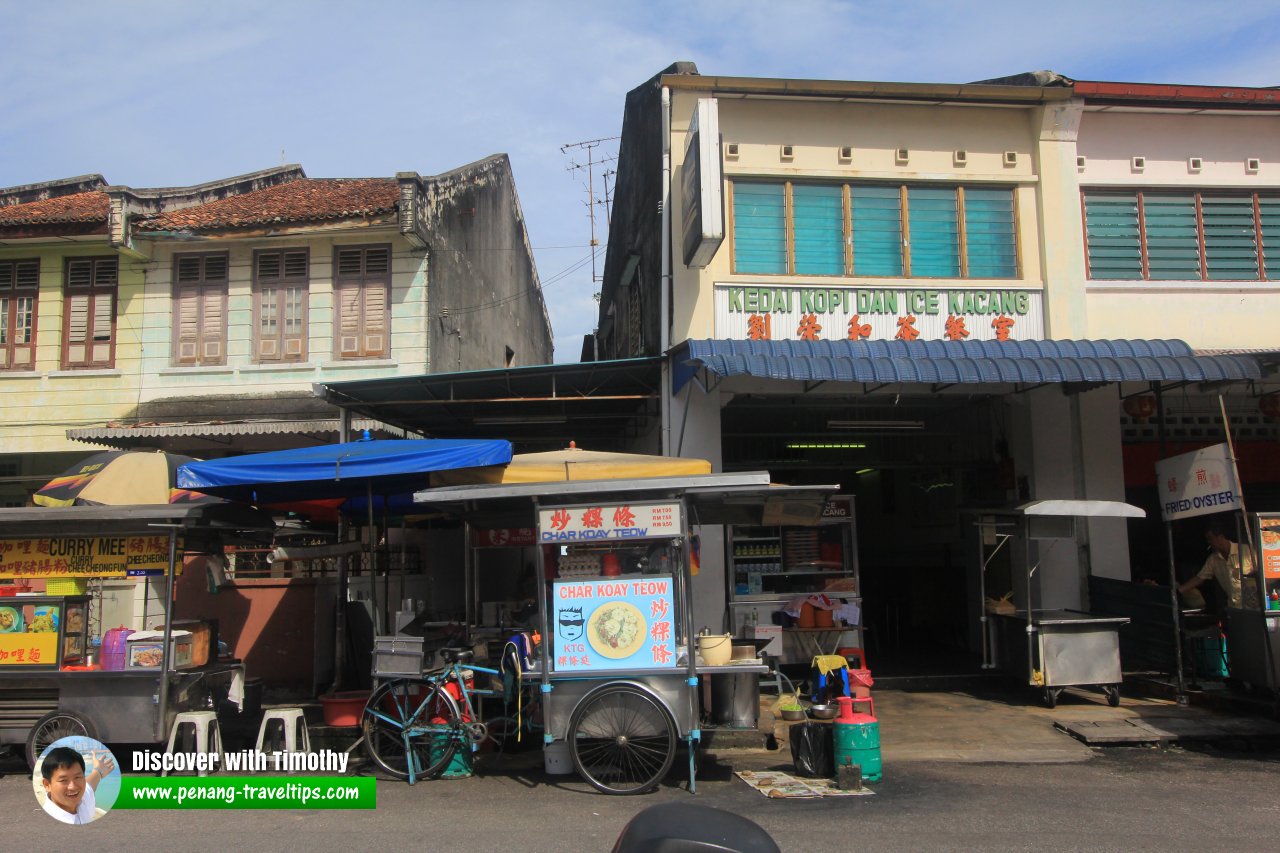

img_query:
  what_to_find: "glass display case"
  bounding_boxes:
[0,595,89,670]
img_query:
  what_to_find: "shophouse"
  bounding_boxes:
[586,64,1278,674]
[0,157,551,501]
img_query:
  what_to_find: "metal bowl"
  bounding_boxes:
[807,704,838,720]
[779,708,806,722]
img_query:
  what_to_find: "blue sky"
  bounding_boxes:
[4,1,1278,361]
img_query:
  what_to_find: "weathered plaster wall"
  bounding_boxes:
[421,155,553,373]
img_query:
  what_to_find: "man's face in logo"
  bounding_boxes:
[559,607,584,641]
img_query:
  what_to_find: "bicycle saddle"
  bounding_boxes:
[440,647,474,664]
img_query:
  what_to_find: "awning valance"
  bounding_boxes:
[673,338,1263,392]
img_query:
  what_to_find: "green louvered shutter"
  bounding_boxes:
[1143,194,1201,280]
[792,185,844,275]
[851,186,903,276]
[964,188,1017,278]
[1201,195,1259,280]
[732,183,786,274]
[1259,197,1280,280]
[1084,193,1142,280]
[907,187,960,277]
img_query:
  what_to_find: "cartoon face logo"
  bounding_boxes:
[558,607,584,641]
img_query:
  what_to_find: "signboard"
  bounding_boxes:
[0,632,58,667]
[1257,514,1280,610]
[0,535,170,578]
[551,575,677,672]
[471,527,537,548]
[714,283,1045,342]
[681,98,725,268]
[538,501,683,543]
[1154,444,1242,522]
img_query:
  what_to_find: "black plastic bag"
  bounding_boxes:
[789,722,834,778]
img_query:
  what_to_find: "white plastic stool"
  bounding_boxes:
[256,707,311,754]
[163,711,224,776]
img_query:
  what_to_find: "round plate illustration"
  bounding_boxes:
[587,601,647,659]
[0,606,22,633]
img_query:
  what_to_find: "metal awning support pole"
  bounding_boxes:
[1165,521,1188,704]
[534,498,553,744]
[157,527,178,743]
[464,521,474,640]
[331,513,348,692]
[1025,526,1036,686]
[366,481,378,635]
[680,497,699,794]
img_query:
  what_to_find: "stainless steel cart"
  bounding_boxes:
[975,500,1145,708]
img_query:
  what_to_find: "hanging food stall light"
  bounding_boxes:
[786,442,866,450]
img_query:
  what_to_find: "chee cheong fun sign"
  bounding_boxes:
[538,502,682,543]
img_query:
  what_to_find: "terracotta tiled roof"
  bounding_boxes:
[0,191,109,225]
[139,178,400,232]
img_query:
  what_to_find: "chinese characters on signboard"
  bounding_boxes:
[1154,444,1242,522]
[714,284,1045,342]
[537,502,683,543]
[552,575,677,672]
[0,536,171,578]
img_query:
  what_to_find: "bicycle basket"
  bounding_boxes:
[372,635,425,677]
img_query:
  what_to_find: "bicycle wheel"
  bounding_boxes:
[567,683,677,795]
[363,679,460,781]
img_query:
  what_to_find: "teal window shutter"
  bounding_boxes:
[851,186,903,276]
[907,187,959,277]
[1259,197,1280,280]
[733,183,786,274]
[792,185,844,275]
[1201,195,1259,280]
[963,188,1017,278]
[1142,194,1201,280]
[1084,193,1142,280]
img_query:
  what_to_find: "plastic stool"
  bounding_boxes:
[163,711,224,776]
[256,707,312,754]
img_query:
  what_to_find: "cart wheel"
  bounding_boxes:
[362,679,459,781]
[26,710,98,769]
[567,683,677,795]
[1105,685,1121,708]
[1042,688,1058,709]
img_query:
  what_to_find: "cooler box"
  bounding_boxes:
[126,630,194,669]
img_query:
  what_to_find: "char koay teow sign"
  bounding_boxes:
[714,284,1045,342]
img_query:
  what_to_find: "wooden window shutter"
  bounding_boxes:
[254,249,307,362]
[1,259,39,370]
[362,280,388,356]
[175,285,200,364]
[172,253,228,365]
[334,245,390,359]
[337,280,363,356]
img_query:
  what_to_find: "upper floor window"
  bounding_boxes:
[62,257,117,369]
[253,249,309,362]
[173,253,229,366]
[1084,191,1280,281]
[0,259,38,371]
[731,180,1018,279]
[334,245,390,359]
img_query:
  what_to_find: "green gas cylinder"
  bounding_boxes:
[833,696,881,782]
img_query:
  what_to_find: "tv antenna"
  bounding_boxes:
[562,136,619,284]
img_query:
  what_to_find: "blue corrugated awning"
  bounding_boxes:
[672,339,1263,392]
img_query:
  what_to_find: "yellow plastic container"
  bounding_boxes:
[45,578,89,595]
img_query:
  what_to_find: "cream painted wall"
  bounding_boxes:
[667,90,1048,344]
[0,244,143,454]
[1077,110,1280,348]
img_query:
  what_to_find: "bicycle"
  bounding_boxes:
[361,647,503,783]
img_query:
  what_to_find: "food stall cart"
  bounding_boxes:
[410,471,836,794]
[0,503,275,765]
[975,500,1144,708]
[1222,512,1280,696]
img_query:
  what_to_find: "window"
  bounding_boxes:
[62,257,117,369]
[732,180,1018,278]
[334,245,390,359]
[1084,190,1280,281]
[253,249,308,362]
[172,253,228,365]
[0,259,38,371]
